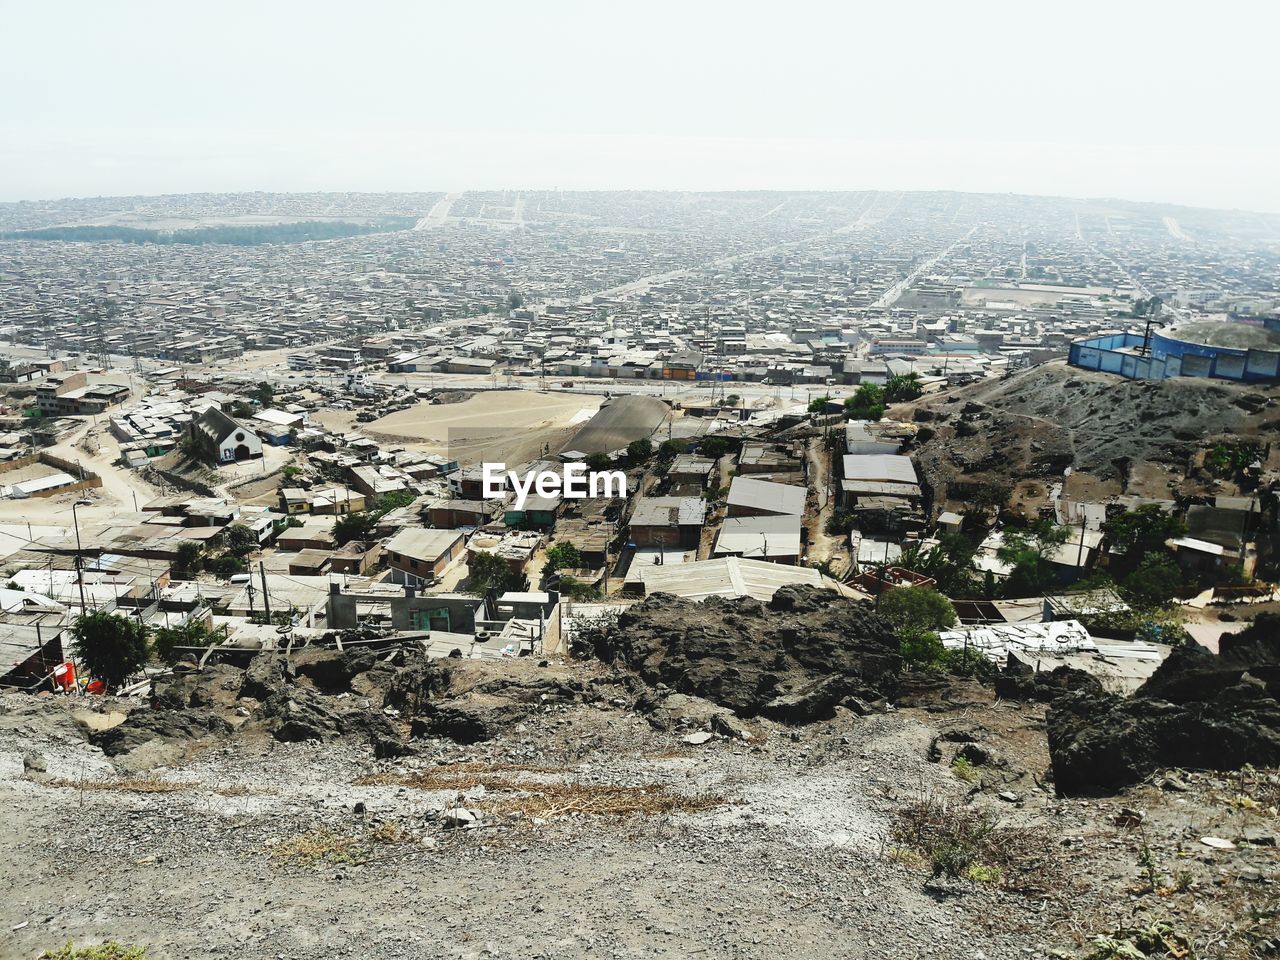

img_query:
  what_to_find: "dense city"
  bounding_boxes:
[1,189,1278,960]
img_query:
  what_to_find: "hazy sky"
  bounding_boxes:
[2,0,1277,211]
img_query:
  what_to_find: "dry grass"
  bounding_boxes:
[269,822,420,867]
[891,791,1067,896]
[40,942,146,960]
[475,781,725,819]
[47,777,256,797]
[354,762,562,790]
[356,763,726,820]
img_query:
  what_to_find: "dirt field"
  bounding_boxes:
[363,390,601,465]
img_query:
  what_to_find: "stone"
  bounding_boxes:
[710,713,751,740]
[1242,827,1277,847]
[1200,836,1236,850]
[682,731,713,745]
[441,807,477,828]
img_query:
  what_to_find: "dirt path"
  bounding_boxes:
[804,436,845,571]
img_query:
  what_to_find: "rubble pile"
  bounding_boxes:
[577,584,901,722]
[1048,614,1280,794]
[91,645,594,762]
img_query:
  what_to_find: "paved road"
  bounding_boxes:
[872,225,977,309]
[414,191,462,230]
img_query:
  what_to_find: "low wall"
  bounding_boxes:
[0,451,103,498]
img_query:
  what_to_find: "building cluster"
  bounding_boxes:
[0,189,1277,693]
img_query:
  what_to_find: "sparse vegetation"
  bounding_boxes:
[891,792,1060,894]
[39,942,146,960]
[950,756,979,782]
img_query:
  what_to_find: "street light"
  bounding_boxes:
[70,498,93,613]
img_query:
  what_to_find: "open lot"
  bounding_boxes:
[363,390,601,465]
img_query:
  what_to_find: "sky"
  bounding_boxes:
[2,0,1277,211]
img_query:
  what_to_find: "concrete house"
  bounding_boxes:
[385,528,466,587]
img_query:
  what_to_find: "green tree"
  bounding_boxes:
[844,384,885,420]
[725,394,740,407]
[333,511,378,546]
[884,374,923,403]
[208,554,248,579]
[627,438,653,462]
[657,438,689,462]
[544,541,583,574]
[879,586,957,634]
[1122,556,1183,606]
[699,436,734,459]
[507,292,524,309]
[585,452,612,472]
[251,381,274,406]
[468,550,519,594]
[1101,505,1186,576]
[223,523,259,555]
[173,540,203,579]
[152,618,220,663]
[897,534,978,598]
[808,395,831,414]
[372,489,417,514]
[899,627,948,669]
[72,612,149,690]
[997,522,1070,598]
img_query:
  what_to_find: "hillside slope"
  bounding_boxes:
[898,360,1280,508]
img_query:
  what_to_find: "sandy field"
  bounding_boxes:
[960,284,1127,307]
[364,390,600,465]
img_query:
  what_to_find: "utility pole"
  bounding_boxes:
[259,560,272,623]
[71,499,90,613]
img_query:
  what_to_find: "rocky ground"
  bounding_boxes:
[2,594,1277,959]
[898,362,1280,509]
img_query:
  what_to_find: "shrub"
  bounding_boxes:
[880,587,957,634]
[950,756,980,783]
[152,619,220,663]
[899,628,947,670]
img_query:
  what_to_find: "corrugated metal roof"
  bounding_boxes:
[629,556,826,601]
[841,454,918,485]
[726,477,806,516]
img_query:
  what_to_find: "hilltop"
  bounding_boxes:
[899,361,1280,511]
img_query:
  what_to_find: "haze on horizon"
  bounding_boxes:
[2,0,1277,213]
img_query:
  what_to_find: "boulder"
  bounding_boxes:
[575,585,899,721]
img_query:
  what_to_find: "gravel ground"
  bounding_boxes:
[1,680,1275,960]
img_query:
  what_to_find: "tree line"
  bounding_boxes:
[1,217,417,246]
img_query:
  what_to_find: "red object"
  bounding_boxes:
[85,679,106,695]
[53,661,76,691]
